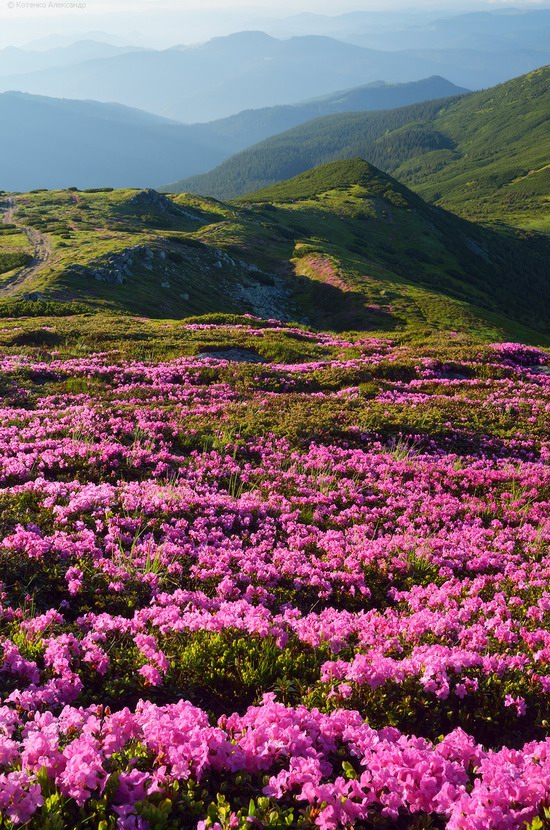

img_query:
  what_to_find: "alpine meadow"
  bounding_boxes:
[0,3,549,829]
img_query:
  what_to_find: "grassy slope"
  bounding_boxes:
[400,66,550,230]
[0,189,245,320]
[175,67,550,233]
[1,162,549,345]
[0,224,33,274]
[167,99,457,201]
[236,160,550,340]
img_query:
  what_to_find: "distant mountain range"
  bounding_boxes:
[174,66,550,232]
[24,32,138,50]
[0,93,226,191]
[0,30,546,122]
[272,8,550,53]
[0,40,143,77]
[0,77,466,192]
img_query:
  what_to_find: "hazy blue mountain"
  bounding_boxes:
[0,31,544,122]
[0,93,226,191]
[269,10,451,40]
[408,10,550,52]
[24,32,138,49]
[0,75,465,191]
[395,47,550,89]
[0,40,143,77]
[190,76,468,154]
[273,9,550,53]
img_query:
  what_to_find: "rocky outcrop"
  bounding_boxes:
[64,236,292,320]
[66,245,156,285]
[129,189,176,211]
[226,274,291,321]
[129,190,201,221]
[21,292,45,301]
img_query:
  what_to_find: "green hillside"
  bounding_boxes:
[1,162,549,343]
[185,76,468,157]
[167,98,456,202]
[403,66,550,229]
[237,160,550,337]
[173,67,550,232]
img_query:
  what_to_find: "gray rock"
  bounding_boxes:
[128,189,201,221]
[129,189,175,212]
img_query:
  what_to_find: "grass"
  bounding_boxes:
[0,159,548,344]
[237,161,550,340]
[407,67,550,230]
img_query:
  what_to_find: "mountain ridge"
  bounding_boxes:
[173,66,550,232]
[0,77,467,192]
[0,92,226,191]
[1,160,548,343]
[0,31,544,122]
[0,40,143,77]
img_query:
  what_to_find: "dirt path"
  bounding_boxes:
[1,197,52,293]
[2,198,15,226]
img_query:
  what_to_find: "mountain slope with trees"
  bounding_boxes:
[190,76,467,153]
[173,66,549,231]
[0,78,466,192]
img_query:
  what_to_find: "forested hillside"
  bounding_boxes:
[174,67,550,231]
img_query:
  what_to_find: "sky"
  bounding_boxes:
[0,0,549,48]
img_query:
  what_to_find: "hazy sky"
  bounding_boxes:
[2,0,548,12]
[1,0,549,48]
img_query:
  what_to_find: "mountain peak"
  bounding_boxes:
[239,158,403,202]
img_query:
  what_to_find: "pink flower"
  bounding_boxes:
[504,695,527,717]
[139,665,162,686]
[0,771,44,824]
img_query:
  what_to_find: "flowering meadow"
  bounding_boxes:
[0,319,549,829]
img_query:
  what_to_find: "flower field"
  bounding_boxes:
[0,321,549,829]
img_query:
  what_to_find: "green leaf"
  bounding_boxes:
[342,761,358,779]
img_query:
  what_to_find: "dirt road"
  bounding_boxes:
[1,197,52,293]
